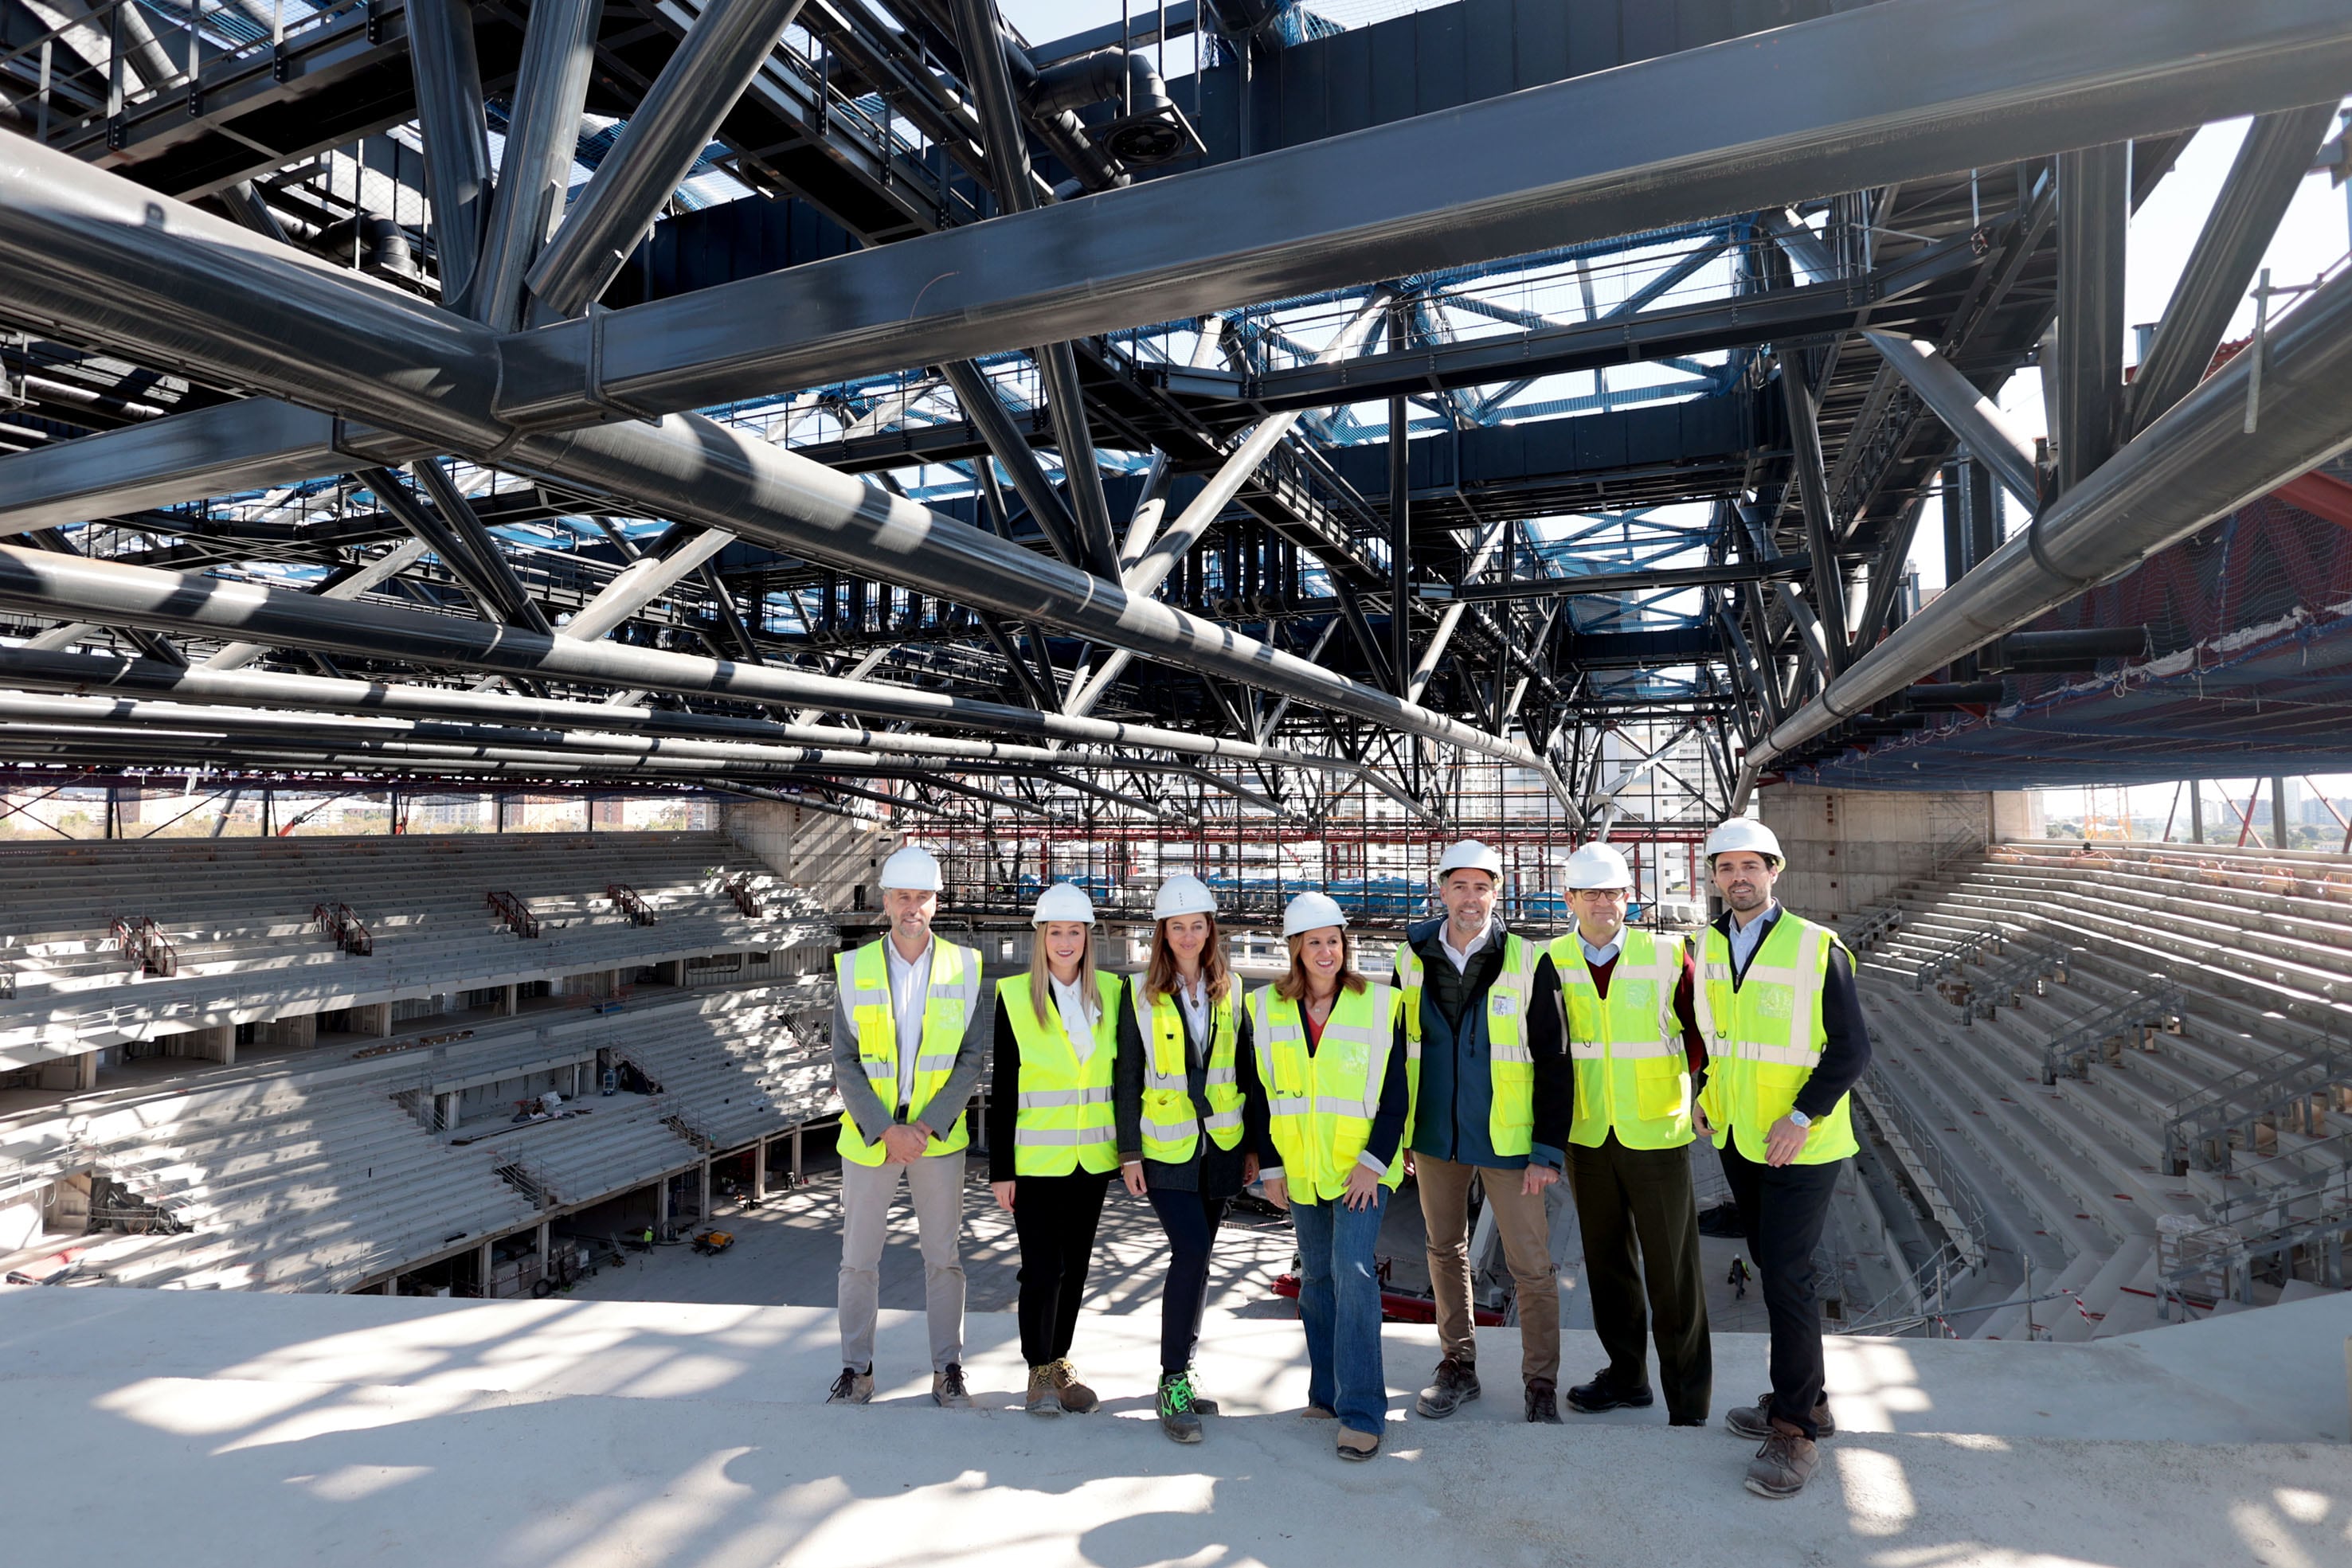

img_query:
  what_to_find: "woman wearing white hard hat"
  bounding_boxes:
[985,882,1125,1417]
[1245,890,1411,1460]
[1112,874,1272,1443]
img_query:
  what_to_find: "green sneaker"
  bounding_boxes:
[1157,1371,1203,1444]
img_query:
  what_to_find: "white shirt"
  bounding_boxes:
[1172,972,1213,1065]
[1438,917,1494,974]
[1577,929,1624,968]
[1728,903,1780,973]
[883,935,934,1109]
[1051,973,1101,1065]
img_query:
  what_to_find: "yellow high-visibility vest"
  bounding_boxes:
[1692,912,1858,1165]
[1006,972,1123,1177]
[1247,982,1407,1200]
[1133,982,1245,1163]
[1391,933,1542,1155]
[832,937,980,1166]
[1550,927,1692,1151]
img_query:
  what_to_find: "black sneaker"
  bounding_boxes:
[1156,1371,1203,1444]
[1415,1355,1481,1419]
[1524,1378,1562,1423]
[1565,1368,1655,1414]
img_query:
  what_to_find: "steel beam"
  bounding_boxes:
[471,0,605,331]
[2130,103,2340,435]
[1750,247,2352,769]
[407,0,496,312]
[1860,331,2041,507]
[409,459,557,634]
[2053,143,2130,493]
[491,0,2352,428]
[936,360,1085,567]
[1778,351,1851,671]
[1436,554,1811,605]
[558,527,737,642]
[200,539,429,671]
[529,0,811,318]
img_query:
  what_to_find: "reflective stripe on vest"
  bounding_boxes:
[1690,913,1858,1165]
[1549,927,1692,1151]
[1391,932,1542,1157]
[833,938,980,1167]
[1247,982,1404,1200]
[1132,981,1245,1163]
[1007,972,1123,1176]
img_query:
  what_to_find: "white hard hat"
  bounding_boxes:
[1704,818,1784,865]
[1563,842,1634,890]
[1434,839,1503,880]
[1153,874,1217,921]
[1282,890,1348,938]
[1031,881,1097,925]
[879,844,943,891]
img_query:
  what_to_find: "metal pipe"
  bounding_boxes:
[937,359,1085,568]
[409,458,555,633]
[1861,330,2041,507]
[556,527,735,642]
[0,553,1389,769]
[527,0,810,318]
[470,0,605,330]
[200,539,429,670]
[2129,102,2339,435]
[408,0,496,311]
[1751,254,2352,769]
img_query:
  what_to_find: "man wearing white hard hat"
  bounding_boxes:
[827,843,988,1409]
[1693,816,1873,1500]
[986,882,1127,1417]
[1391,839,1572,1424]
[1548,839,1712,1429]
[1112,874,1272,1443]
[1246,890,1411,1460]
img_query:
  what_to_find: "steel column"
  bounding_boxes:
[407,0,496,311]
[470,0,605,331]
[1778,350,1850,671]
[2053,143,2129,493]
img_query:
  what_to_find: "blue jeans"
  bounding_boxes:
[1289,1188,1389,1436]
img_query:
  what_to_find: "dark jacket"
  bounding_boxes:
[1112,976,1271,1198]
[1394,918,1571,1171]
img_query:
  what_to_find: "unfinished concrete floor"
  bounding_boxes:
[1,1281,2347,1568]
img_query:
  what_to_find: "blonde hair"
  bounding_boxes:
[1027,922,1101,1030]
[1274,930,1368,1003]
[1145,912,1232,1007]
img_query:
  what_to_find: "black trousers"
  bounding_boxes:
[1719,1141,1844,1440]
[1567,1135,1712,1423]
[1146,1187,1230,1376]
[1013,1171,1109,1368]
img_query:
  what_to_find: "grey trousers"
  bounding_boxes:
[838,1150,968,1372]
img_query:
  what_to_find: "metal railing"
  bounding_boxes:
[2158,1156,2352,1317]
[485,890,541,940]
[1947,940,2071,1025]
[1853,1076,1990,1269]
[1841,903,1904,952]
[1912,925,2007,991]
[312,901,374,956]
[2162,1045,2348,1175]
[2041,986,2184,1085]
[109,915,178,977]
[606,884,657,927]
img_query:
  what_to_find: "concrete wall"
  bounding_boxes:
[1759,785,2043,920]
[725,801,899,913]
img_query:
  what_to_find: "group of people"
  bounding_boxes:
[824,818,1872,1500]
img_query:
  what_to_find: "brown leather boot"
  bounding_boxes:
[1743,1424,1821,1498]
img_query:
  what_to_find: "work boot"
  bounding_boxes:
[1336,1427,1380,1461]
[1025,1364,1062,1417]
[1725,1391,1834,1441]
[1524,1377,1562,1424]
[1565,1367,1655,1414]
[1047,1357,1100,1414]
[1743,1426,1821,1499]
[826,1365,875,1405]
[1156,1371,1203,1445]
[1414,1356,1481,1418]
[931,1363,972,1409]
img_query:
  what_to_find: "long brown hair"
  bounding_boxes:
[1273,930,1368,1003]
[1144,913,1232,1006]
[1026,922,1101,1031]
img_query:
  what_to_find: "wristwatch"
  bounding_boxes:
[1787,1109,1813,1129]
